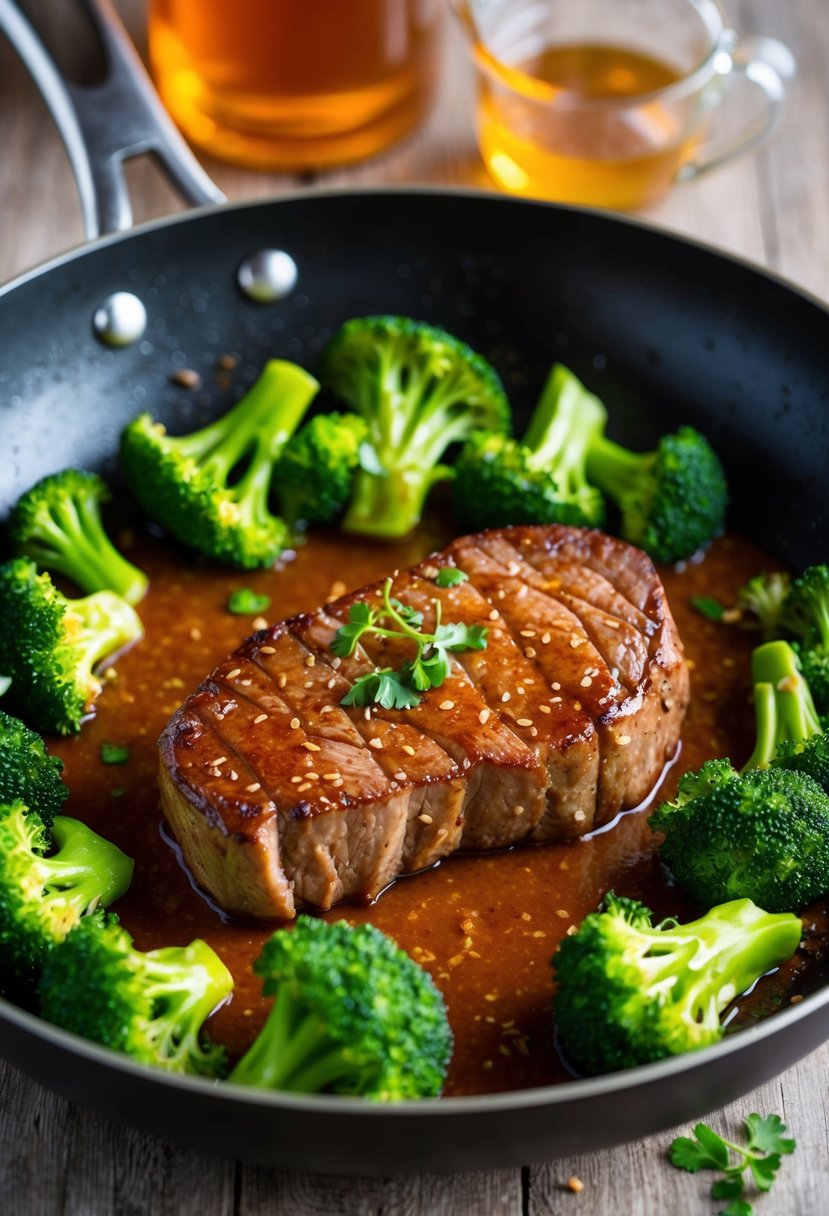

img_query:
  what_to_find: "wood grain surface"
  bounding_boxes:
[1,1,828,1212]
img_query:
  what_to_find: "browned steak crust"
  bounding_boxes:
[158,526,689,918]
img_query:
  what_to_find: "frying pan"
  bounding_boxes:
[1,0,828,1177]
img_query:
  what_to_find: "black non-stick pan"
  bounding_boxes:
[0,0,827,1177]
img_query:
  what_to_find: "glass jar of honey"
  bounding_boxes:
[148,0,443,171]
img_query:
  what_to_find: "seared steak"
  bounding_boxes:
[158,526,689,918]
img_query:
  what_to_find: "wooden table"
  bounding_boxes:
[1,2,828,1211]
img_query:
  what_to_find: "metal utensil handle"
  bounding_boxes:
[0,0,224,238]
[679,33,796,185]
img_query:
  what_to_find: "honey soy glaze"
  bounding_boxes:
[48,526,827,1097]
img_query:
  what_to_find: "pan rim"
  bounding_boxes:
[1,183,828,1122]
[1,976,827,1114]
[1,184,827,319]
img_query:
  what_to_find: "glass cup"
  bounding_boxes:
[453,0,795,210]
[148,0,443,171]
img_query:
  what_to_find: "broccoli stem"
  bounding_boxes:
[42,816,133,916]
[24,495,147,606]
[68,592,144,701]
[229,983,368,1093]
[343,465,448,538]
[585,434,652,500]
[523,364,608,474]
[743,640,822,771]
[173,360,318,482]
[635,899,801,1017]
[140,941,233,1065]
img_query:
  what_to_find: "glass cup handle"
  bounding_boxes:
[678,33,797,184]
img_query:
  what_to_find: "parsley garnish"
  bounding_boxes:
[100,742,131,766]
[669,1113,795,1214]
[691,594,726,622]
[435,567,469,588]
[332,577,488,709]
[227,588,271,615]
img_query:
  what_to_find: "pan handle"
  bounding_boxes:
[0,0,224,239]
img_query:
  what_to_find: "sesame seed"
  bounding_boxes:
[278,674,288,688]
[516,585,527,599]
[551,696,562,704]
[552,682,561,690]
[253,713,268,724]
[332,779,344,788]
[497,589,505,600]
[581,676,593,687]
[297,782,312,793]
[208,756,227,767]
[402,744,416,756]
[369,737,383,749]
[569,637,581,649]
[331,656,342,669]
[440,699,455,711]
[252,616,268,631]
[227,667,241,678]
[190,627,202,641]
[417,812,433,823]
[541,632,551,644]
[605,619,620,630]
[574,810,586,821]
[290,776,303,784]
[290,718,300,729]
[507,562,521,575]
[618,734,632,745]
[521,912,532,921]
[501,691,511,703]
[517,718,533,727]
[322,772,341,781]
[259,646,276,655]
[556,909,569,919]
[520,629,536,638]
[229,770,238,781]
[239,679,252,687]
[488,609,499,621]
[208,767,221,778]
[437,827,448,838]
[517,685,525,694]
[305,655,315,668]
[530,726,538,737]
[302,741,321,752]
[304,681,313,689]
[524,647,536,658]
[479,708,490,724]
[327,678,337,690]
[364,707,371,721]
[394,771,408,781]
[539,704,551,714]
[246,782,261,793]
[320,705,333,714]
[306,772,320,781]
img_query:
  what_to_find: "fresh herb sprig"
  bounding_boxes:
[669,1114,796,1215]
[331,577,487,709]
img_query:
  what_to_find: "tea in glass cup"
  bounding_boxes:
[149,0,443,171]
[455,0,794,210]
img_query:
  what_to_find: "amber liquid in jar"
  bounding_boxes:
[149,0,442,170]
[478,43,699,210]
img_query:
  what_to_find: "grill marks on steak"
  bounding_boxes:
[159,526,689,919]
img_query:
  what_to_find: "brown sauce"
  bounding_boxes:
[48,524,829,1096]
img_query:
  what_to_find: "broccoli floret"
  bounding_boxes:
[737,571,792,637]
[276,412,367,527]
[585,422,728,563]
[554,892,801,1076]
[39,911,232,1077]
[452,363,607,530]
[0,708,67,827]
[784,566,829,715]
[0,803,133,991]
[229,915,452,1099]
[0,558,143,735]
[120,360,319,569]
[652,641,829,911]
[8,469,148,605]
[321,316,510,538]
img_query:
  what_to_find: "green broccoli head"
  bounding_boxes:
[0,558,143,735]
[585,424,728,563]
[230,915,452,1099]
[452,364,607,531]
[785,565,829,650]
[553,892,801,1076]
[321,316,510,538]
[793,644,829,718]
[8,469,148,605]
[0,709,67,827]
[737,571,792,638]
[0,804,133,992]
[120,359,319,569]
[38,911,232,1076]
[651,766,829,912]
[276,412,367,527]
